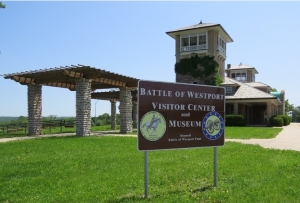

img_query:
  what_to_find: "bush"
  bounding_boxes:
[273,117,283,127]
[225,114,246,126]
[277,115,290,126]
[269,116,283,127]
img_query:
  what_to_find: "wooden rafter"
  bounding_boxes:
[92,77,126,87]
[13,76,34,84]
[63,70,83,79]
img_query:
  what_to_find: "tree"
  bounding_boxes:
[292,106,300,122]
[0,2,5,9]
[271,88,278,92]
[285,99,294,114]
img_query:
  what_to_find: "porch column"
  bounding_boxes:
[266,101,272,124]
[233,103,238,114]
[119,88,132,133]
[132,101,138,129]
[110,100,117,130]
[27,84,42,135]
[76,78,92,136]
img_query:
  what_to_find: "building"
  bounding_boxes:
[223,63,285,125]
[167,22,285,125]
[166,21,233,82]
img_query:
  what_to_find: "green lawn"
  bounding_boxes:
[0,137,299,203]
[0,126,282,139]
[225,127,283,139]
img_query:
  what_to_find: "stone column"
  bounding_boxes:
[132,101,138,129]
[110,100,116,130]
[266,101,272,124]
[233,103,238,114]
[76,78,91,136]
[119,88,132,133]
[27,84,42,135]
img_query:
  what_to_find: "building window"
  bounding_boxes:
[252,73,255,82]
[226,86,232,93]
[190,36,197,46]
[182,37,189,47]
[180,32,207,52]
[231,72,246,81]
[199,35,206,45]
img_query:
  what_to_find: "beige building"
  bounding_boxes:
[167,22,285,125]
[223,63,285,125]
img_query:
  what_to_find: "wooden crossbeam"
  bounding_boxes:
[43,82,75,90]
[63,70,83,79]
[13,76,34,84]
[92,77,126,87]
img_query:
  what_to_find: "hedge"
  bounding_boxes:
[225,114,246,126]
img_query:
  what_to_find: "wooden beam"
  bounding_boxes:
[92,77,126,87]
[13,76,34,84]
[42,82,75,90]
[63,70,83,79]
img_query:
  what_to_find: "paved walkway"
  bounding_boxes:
[1,123,300,152]
[226,123,300,152]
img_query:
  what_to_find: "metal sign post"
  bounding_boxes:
[214,147,217,187]
[144,151,149,198]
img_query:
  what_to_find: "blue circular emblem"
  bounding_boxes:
[202,112,224,140]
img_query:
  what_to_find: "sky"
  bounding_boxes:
[0,1,300,117]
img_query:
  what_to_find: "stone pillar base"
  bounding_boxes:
[76,79,91,136]
[28,84,42,135]
[111,100,116,130]
[119,88,132,133]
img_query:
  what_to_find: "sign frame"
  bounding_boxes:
[137,79,225,151]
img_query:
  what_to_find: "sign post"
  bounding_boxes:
[137,80,225,197]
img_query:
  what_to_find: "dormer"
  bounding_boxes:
[166,21,233,81]
[225,63,258,83]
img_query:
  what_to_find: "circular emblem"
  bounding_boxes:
[202,112,224,140]
[140,111,166,141]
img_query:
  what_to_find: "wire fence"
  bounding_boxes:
[0,119,77,135]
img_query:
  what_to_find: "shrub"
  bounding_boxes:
[277,115,290,126]
[225,114,246,126]
[273,117,283,127]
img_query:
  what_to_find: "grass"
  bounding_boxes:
[0,125,122,139]
[0,137,299,203]
[225,127,283,139]
[0,125,282,139]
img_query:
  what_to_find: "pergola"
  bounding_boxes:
[3,64,139,136]
[91,90,138,129]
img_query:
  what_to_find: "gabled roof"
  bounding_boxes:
[225,63,258,74]
[222,77,280,102]
[166,22,233,42]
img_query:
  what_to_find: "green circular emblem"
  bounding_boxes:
[140,111,166,141]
